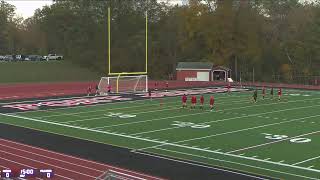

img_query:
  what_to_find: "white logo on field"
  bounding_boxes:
[262,133,311,144]
[172,121,210,129]
[106,112,136,118]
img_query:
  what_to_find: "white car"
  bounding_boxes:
[46,54,63,60]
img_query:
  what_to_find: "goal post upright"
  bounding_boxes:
[106,7,148,93]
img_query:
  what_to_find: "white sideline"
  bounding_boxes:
[0,156,73,180]
[1,113,320,175]
[131,104,320,136]
[92,97,320,130]
[149,147,318,180]
[292,155,320,166]
[135,149,268,180]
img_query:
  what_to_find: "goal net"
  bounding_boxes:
[98,75,148,94]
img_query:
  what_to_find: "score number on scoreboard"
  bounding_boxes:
[0,168,54,178]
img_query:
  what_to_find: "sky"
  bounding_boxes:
[5,0,53,19]
[5,0,316,19]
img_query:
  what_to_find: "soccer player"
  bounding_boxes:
[227,83,231,95]
[252,89,258,103]
[209,95,214,110]
[165,81,169,92]
[278,87,282,101]
[270,87,274,99]
[148,89,152,100]
[95,84,99,96]
[200,95,204,110]
[107,84,112,93]
[87,85,92,96]
[182,94,187,108]
[191,95,197,109]
[262,86,266,99]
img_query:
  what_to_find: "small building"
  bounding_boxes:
[176,62,213,81]
[176,62,231,82]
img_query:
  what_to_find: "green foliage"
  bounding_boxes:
[0,0,319,82]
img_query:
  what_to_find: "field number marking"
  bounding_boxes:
[172,121,210,129]
[105,113,136,118]
[262,133,311,143]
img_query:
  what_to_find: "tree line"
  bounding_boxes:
[0,0,319,83]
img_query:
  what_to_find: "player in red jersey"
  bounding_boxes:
[200,95,204,110]
[262,86,266,99]
[278,87,282,101]
[182,94,187,108]
[87,85,92,96]
[191,96,197,109]
[165,81,169,92]
[210,95,214,110]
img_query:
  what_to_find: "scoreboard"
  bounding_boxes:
[0,169,54,179]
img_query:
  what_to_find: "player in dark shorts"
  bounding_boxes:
[95,84,99,96]
[278,88,282,101]
[270,87,274,99]
[252,89,258,103]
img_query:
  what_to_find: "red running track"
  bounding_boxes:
[0,138,164,180]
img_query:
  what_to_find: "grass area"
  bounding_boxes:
[0,61,100,83]
[1,88,320,179]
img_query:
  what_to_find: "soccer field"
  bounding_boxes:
[1,88,320,179]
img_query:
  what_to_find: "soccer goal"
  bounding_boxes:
[98,75,148,94]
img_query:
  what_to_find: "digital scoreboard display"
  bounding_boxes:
[0,168,54,179]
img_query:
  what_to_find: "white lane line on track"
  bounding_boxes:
[2,113,320,175]
[0,149,96,178]
[0,143,103,173]
[0,156,72,180]
[0,139,161,180]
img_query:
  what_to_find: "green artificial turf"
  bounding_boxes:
[1,88,320,179]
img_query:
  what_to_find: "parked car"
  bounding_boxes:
[28,55,43,61]
[4,55,14,61]
[15,55,27,61]
[0,55,4,60]
[46,54,63,60]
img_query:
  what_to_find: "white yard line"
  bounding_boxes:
[120,104,320,137]
[92,97,320,130]
[227,130,320,154]
[1,113,320,175]
[292,155,320,166]
[149,148,318,180]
